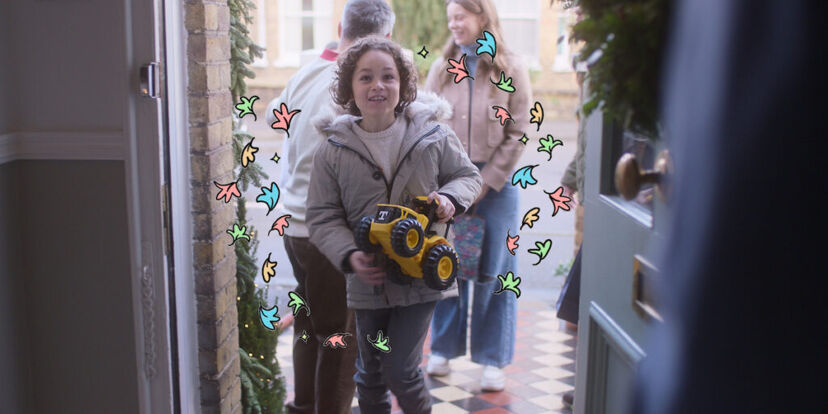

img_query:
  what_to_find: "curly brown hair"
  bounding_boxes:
[332,36,418,116]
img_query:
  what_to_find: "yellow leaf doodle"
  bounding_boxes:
[521,207,540,230]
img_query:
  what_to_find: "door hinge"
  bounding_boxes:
[140,62,160,98]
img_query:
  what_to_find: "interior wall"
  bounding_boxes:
[18,160,139,414]
[1,0,141,412]
[7,0,125,132]
[0,162,28,414]
[0,0,11,132]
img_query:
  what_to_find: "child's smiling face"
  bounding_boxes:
[351,49,400,130]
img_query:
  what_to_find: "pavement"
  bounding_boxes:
[238,115,579,308]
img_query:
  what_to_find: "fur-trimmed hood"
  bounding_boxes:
[314,90,453,139]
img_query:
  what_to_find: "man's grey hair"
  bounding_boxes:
[341,0,395,41]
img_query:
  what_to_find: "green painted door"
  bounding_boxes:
[574,110,672,413]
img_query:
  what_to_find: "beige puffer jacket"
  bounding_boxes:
[307,92,482,310]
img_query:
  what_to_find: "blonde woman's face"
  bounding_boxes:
[447,2,485,47]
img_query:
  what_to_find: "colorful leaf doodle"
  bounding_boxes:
[506,231,519,255]
[227,223,251,245]
[491,71,515,93]
[287,291,311,317]
[511,165,538,189]
[241,137,259,168]
[323,333,352,349]
[492,106,513,126]
[528,239,553,266]
[261,253,277,283]
[368,330,392,353]
[235,95,259,120]
[268,214,291,236]
[537,135,563,161]
[475,30,497,61]
[494,271,521,298]
[521,207,540,230]
[447,54,473,83]
[530,101,544,131]
[271,103,301,137]
[214,181,241,203]
[545,186,573,216]
[256,182,280,215]
[259,304,280,330]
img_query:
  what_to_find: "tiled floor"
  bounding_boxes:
[276,300,576,414]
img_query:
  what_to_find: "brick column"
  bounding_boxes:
[185,1,241,413]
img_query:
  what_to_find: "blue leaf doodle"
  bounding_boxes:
[256,182,280,215]
[511,165,539,189]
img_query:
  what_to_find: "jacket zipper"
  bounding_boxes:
[467,79,474,154]
[330,124,441,203]
[329,140,391,199]
[329,125,440,305]
[388,125,441,198]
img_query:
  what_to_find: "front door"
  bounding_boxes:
[574,110,672,413]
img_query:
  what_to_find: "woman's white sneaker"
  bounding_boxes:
[480,365,505,391]
[426,355,450,376]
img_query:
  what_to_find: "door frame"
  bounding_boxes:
[125,0,200,412]
[162,0,202,411]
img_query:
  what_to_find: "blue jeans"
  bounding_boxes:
[353,301,437,414]
[430,183,519,367]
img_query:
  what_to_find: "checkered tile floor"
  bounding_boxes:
[276,300,576,413]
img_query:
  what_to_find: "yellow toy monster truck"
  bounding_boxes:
[354,196,458,290]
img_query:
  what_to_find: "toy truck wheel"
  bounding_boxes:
[422,244,458,291]
[355,216,378,252]
[391,218,424,258]
[385,259,411,286]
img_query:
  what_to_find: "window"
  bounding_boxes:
[276,0,334,67]
[553,9,574,72]
[493,0,540,68]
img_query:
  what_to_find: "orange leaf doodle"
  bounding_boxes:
[271,103,301,137]
[447,54,473,84]
[492,105,513,126]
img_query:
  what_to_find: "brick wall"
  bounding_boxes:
[185,1,242,413]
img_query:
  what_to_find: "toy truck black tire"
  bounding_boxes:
[390,218,424,258]
[355,216,379,252]
[422,244,458,291]
[385,259,411,286]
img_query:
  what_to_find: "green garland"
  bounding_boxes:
[571,0,671,138]
[227,0,285,412]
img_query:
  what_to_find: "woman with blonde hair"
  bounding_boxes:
[424,0,531,392]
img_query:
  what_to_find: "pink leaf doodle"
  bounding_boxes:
[492,105,513,126]
[214,181,241,203]
[506,231,519,255]
[545,186,572,216]
[447,54,473,84]
[271,103,301,137]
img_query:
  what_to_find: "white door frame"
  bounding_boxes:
[163,0,202,411]
[124,0,188,412]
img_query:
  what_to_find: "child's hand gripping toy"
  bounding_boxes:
[354,196,459,290]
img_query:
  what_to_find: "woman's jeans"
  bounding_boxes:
[353,301,437,414]
[430,183,519,367]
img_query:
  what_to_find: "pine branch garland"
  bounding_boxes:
[227,0,284,412]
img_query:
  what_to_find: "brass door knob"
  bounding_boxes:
[615,150,673,202]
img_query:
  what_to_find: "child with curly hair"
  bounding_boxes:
[307,36,481,413]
